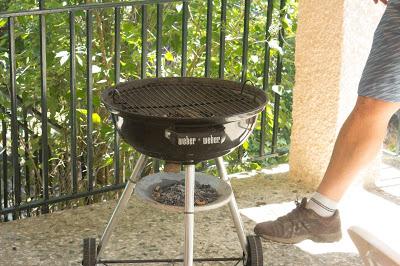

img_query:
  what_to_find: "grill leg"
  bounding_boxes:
[215,157,248,255]
[97,154,148,259]
[184,164,195,266]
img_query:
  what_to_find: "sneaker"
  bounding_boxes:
[254,198,342,244]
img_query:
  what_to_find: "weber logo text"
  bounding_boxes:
[177,134,223,146]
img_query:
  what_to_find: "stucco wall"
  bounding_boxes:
[289,0,385,186]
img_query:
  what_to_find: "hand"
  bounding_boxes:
[373,0,388,4]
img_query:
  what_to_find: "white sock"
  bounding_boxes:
[306,192,338,217]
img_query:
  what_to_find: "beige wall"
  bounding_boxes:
[289,0,385,186]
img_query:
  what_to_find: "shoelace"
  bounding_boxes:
[295,197,301,207]
[277,199,306,222]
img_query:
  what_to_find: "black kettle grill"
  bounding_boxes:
[82,77,267,266]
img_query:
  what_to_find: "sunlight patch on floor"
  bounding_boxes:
[341,186,400,253]
[376,163,400,197]
[240,201,295,224]
[228,163,290,179]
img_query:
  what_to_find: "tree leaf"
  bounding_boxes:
[176,3,183,12]
[77,109,101,124]
[92,65,101,74]
[92,113,101,124]
[243,141,249,150]
[272,85,284,96]
[60,55,68,66]
[55,51,68,58]
[250,55,259,63]
[0,19,7,28]
[76,55,83,66]
[165,51,174,62]
[76,109,87,116]
[55,51,69,66]
[268,40,284,55]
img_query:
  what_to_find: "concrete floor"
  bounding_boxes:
[0,163,398,266]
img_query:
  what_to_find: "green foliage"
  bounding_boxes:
[0,0,297,209]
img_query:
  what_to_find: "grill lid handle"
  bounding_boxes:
[241,80,258,102]
[111,88,121,103]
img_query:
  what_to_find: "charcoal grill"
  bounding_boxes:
[83,77,266,266]
[101,77,266,163]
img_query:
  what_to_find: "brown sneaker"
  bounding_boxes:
[254,198,342,244]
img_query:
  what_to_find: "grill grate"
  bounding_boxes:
[108,78,263,119]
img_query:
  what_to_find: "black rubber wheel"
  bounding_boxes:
[82,238,97,266]
[245,235,264,266]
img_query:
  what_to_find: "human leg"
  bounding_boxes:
[254,97,400,243]
[254,0,400,243]
[316,96,400,202]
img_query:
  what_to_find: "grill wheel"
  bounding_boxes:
[82,238,97,266]
[246,235,264,266]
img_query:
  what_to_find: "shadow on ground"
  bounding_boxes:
[0,166,370,266]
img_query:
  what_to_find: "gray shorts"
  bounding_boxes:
[358,0,400,102]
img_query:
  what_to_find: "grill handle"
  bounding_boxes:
[241,80,258,102]
[110,113,117,126]
[165,127,226,147]
[111,88,121,103]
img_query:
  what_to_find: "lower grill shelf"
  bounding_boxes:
[134,172,233,212]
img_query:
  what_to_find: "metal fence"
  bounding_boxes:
[0,0,289,221]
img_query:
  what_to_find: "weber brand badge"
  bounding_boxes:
[165,129,226,146]
[177,136,197,146]
[177,134,225,146]
[202,135,223,145]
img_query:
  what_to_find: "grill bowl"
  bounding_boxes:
[102,77,266,163]
[102,77,266,124]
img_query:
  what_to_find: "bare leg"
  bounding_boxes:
[254,96,400,243]
[317,96,400,201]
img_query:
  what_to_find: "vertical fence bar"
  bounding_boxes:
[218,0,227,79]
[140,5,149,173]
[259,0,274,157]
[23,111,30,217]
[69,11,78,194]
[202,0,213,169]
[34,151,40,212]
[241,0,250,82]
[2,120,7,221]
[23,112,29,198]
[204,0,212,77]
[0,122,2,212]
[235,0,251,161]
[154,3,163,173]
[9,17,21,218]
[114,7,121,184]
[86,10,94,191]
[141,5,148,79]
[114,7,121,86]
[140,4,149,174]
[39,0,49,214]
[271,0,285,154]
[181,1,188,77]
[156,4,163,78]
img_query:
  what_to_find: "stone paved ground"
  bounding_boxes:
[0,168,365,266]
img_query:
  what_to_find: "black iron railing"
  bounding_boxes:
[0,0,290,221]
